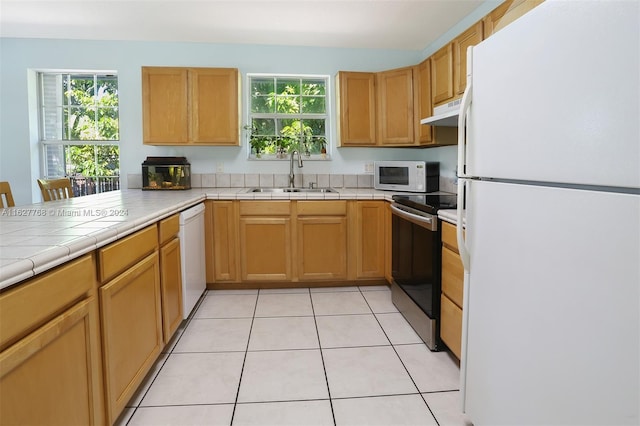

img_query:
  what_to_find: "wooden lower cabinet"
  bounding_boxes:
[207,200,388,286]
[440,294,463,358]
[0,253,104,425]
[100,252,163,425]
[351,201,386,279]
[440,221,464,359]
[240,216,293,281]
[208,201,239,282]
[0,297,104,425]
[159,237,183,341]
[297,216,348,280]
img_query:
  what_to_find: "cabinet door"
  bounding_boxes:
[142,67,189,144]
[239,217,292,281]
[454,21,483,96]
[297,216,348,281]
[440,294,462,359]
[100,252,163,425]
[160,237,183,342]
[352,201,386,279]
[190,68,240,145]
[431,44,454,106]
[414,59,434,145]
[377,67,414,145]
[0,298,104,426]
[211,201,239,282]
[337,72,376,146]
[483,0,544,37]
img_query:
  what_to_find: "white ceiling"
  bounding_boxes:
[0,0,487,50]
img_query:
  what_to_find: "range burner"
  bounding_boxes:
[392,193,457,215]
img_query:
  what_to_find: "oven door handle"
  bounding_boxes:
[390,203,437,231]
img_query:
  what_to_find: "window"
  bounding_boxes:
[38,72,120,196]
[247,74,329,159]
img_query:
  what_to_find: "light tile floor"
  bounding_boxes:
[116,286,473,426]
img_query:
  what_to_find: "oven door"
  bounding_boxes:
[390,203,442,349]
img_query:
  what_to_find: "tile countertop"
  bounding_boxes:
[0,188,454,290]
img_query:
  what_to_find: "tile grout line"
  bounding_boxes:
[228,290,260,426]
[309,289,338,426]
[358,287,442,426]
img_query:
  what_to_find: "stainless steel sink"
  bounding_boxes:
[247,187,337,193]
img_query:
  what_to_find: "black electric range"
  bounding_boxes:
[390,192,457,351]
[391,193,457,215]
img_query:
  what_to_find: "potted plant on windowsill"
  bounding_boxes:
[245,124,267,158]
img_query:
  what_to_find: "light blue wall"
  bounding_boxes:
[1,0,499,205]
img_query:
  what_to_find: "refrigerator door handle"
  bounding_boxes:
[457,46,473,271]
[457,46,473,181]
[457,46,473,414]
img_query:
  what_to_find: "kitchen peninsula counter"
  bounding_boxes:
[0,187,444,290]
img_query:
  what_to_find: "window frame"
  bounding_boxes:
[245,73,331,161]
[37,70,121,195]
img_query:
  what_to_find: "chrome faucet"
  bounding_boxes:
[289,150,303,188]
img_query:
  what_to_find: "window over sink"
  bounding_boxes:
[246,74,330,160]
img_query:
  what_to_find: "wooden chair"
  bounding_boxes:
[37,178,74,201]
[0,181,15,207]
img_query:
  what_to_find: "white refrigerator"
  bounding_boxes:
[456,1,640,425]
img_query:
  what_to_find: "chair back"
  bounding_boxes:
[37,178,74,202]
[0,181,15,208]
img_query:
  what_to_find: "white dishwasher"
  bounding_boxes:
[179,203,206,319]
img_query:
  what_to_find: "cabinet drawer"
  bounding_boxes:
[440,294,462,359]
[239,201,290,216]
[158,214,180,245]
[0,254,95,351]
[441,221,459,252]
[98,225,158,283]
[297,201,347,216]
[441,246,464,308]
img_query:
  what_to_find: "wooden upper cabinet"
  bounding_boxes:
[414,58,434,145]
[453,21,483,96]
[142,67,240,146]
[142,67,189,144]
[190,68,239,145]
[484,0,544,38]
[431,43,454,107]
[336,71,376,146]
[431,21,482,106]
[376,67,414,145]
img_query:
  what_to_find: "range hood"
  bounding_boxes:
[420,98,462,127]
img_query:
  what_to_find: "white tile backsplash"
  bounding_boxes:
[302,174,317,188]
[127,172,419,190]
[245,173,260,188]
[202,173,216,188]
[190,173,202,188]
[274,174,289,188]
[343,175,358,188]
[230,174,245,188]
[357,174,373,188]
[317,174,330,188]
[216,173,231,188]
[330,174,344,188]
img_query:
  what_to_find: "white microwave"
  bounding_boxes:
[374,161,439,192]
